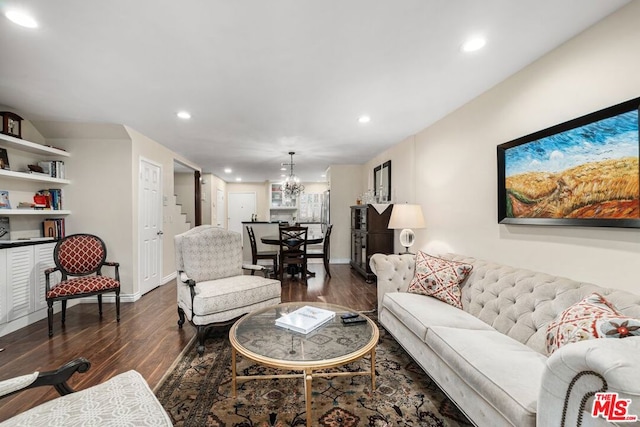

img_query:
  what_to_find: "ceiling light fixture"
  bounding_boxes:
[235,177,242,182]
[358,115,371,124]
[224,168,232,174]
[282,151,304,199]
[5,10,38,28]
[461,36,486,53]
[176,111,191,119]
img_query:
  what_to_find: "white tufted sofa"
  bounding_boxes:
[370,253,640,427]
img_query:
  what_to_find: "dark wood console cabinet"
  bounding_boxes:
[350,204,394,282]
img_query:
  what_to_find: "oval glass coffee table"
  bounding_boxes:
[229,302,379,427]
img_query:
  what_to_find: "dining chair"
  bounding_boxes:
[246,225,278,275]
[278,226,309,282]
[45,233,121,337]
[307,224,332,277]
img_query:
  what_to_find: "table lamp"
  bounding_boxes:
[388,204,425,254]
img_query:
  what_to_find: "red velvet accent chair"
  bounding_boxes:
[45,234,120,337]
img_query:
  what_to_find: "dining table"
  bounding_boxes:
[261,235,324,277]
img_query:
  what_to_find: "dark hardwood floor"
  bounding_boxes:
[0,263,376,422]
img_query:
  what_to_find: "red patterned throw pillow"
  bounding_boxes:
[407,252,473,309]
[545,293,640,355]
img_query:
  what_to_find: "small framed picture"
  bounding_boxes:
[0,190,10,209]
[0,217,9,240]
[0,148,9,170]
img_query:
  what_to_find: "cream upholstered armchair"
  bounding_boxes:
[0,358,172,426]
[175,226,281,356]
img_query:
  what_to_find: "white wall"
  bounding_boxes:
[370,2,640,292]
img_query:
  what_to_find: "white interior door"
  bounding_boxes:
[216,189,225,228]
[139,158,163,296]
[228,192,256,237]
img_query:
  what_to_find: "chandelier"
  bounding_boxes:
[282,151,305,199]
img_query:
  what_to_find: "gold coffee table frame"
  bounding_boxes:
[229,302,379,427]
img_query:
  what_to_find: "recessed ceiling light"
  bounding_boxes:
[224,168,232,174]
[5,10,38,28]
[281,174,286,178]
[280,167,286,171]
[176,111,191,119]
[358,115,371,124]
[235,177,242,182]
[321,174,326,178]
[461,36,486,53]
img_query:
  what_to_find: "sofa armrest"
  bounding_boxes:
[369,253,415,314]
[538,336,640,427]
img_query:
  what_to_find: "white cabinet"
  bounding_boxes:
[6,246,34,321]
[34,243,58,312]
[269,182,298,222]
[0,242,59,335]
[0,250,6,324]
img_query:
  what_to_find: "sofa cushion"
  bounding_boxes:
[407,251,473,309]
[546,293,640,355]
[382,292,494,341]
[2,370,172,426]
[426,326,546,427]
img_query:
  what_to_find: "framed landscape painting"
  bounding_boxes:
[497,97,640,228]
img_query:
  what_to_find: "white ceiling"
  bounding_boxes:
[0,1,629,183]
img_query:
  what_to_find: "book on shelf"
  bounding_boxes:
[35,189,64,210]
[37,160,65,179]
[275,305,335,334]
[43,218,65,239]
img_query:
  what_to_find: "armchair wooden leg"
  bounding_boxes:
[177,307,185,328]
[47,301,54,337]
[61,300,67,325]
[115,290,120,322]
[196,325,207,356]
[97,294,103,318]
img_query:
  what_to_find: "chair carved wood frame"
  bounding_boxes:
[278,226,309,282]
[45,234,121,337]
[175,226,281,356]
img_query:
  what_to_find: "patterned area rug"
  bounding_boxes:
[155,318,472,427]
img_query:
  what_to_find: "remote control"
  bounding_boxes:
[340,312,359,319]
[342,316,367,325]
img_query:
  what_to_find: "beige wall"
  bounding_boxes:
[174,173,195,226]
[127,126,199,294]
[369,2,640,292]
[327,165,365,262]
[40,136,134,293]
[206,173,227,227]
[226,182,270,221]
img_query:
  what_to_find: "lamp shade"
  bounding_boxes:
[388,204,425,229]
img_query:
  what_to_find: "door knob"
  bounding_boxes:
[157,231,164,236]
